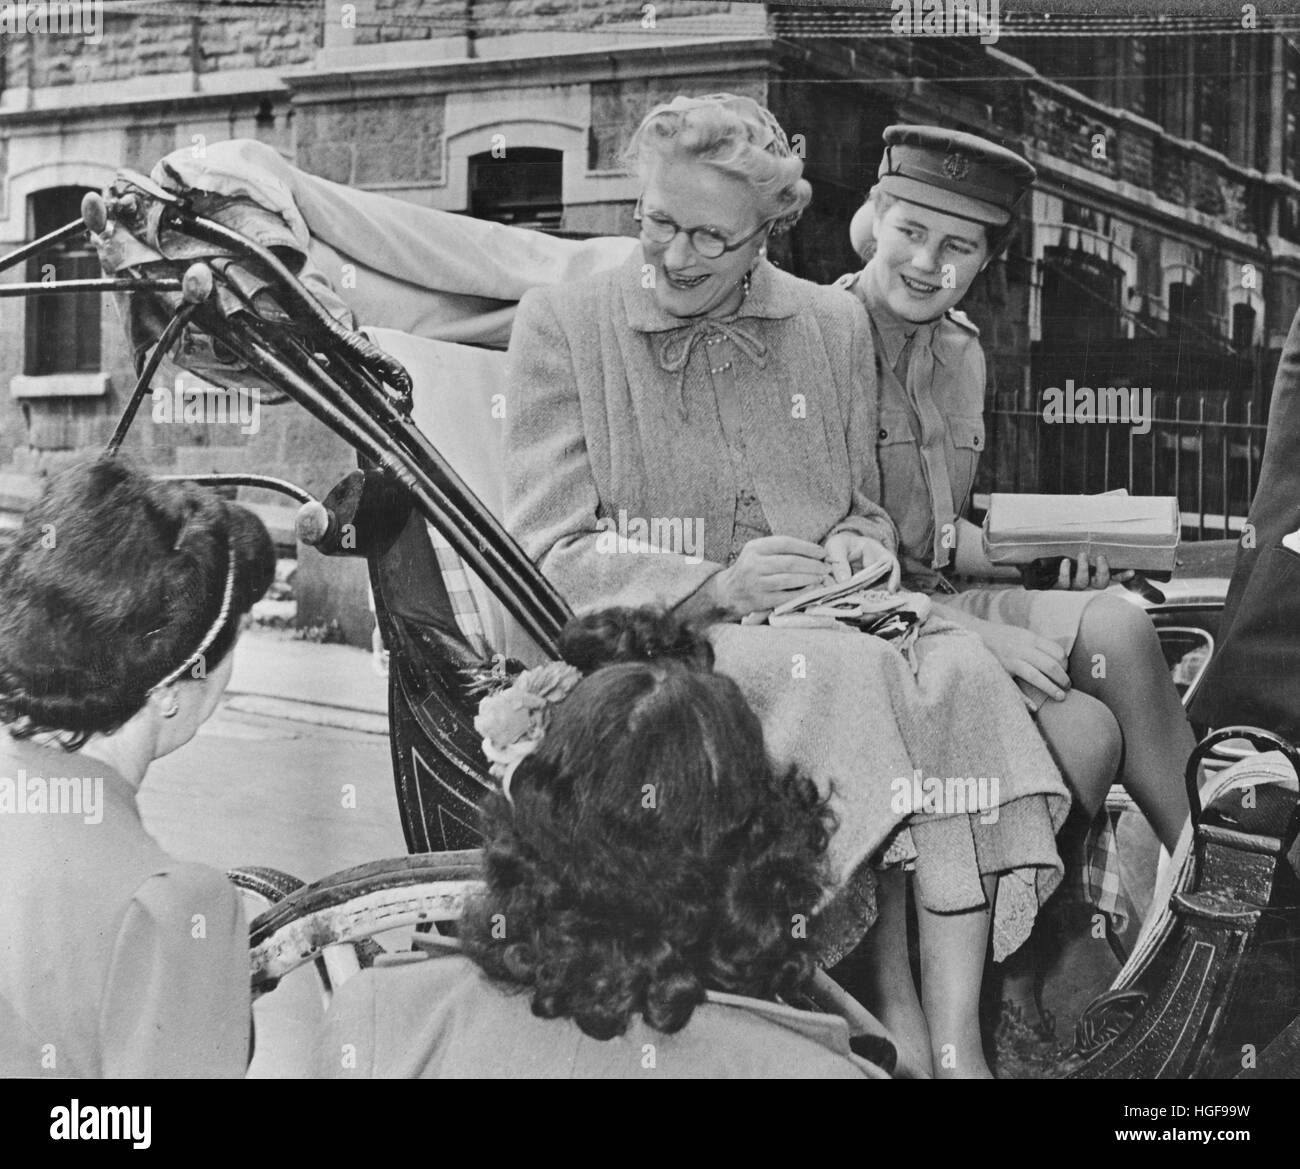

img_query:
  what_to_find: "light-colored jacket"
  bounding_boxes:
[313,949,886,1079]
[0,734,249,1078]
[503,247,896,613]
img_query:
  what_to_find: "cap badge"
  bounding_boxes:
[942,151,971,181]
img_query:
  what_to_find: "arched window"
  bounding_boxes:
[467,147,563,230]
[25,187,100,376]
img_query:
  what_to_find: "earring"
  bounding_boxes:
[160,692,179,719]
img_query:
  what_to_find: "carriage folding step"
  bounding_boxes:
[1070,890,1261,1079]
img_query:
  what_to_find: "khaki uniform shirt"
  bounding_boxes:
[835,269,987,586]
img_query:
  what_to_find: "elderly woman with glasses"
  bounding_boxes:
[502,93,1072,1078]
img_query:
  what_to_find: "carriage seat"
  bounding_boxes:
[361,326,548,668]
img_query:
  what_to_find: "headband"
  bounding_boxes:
[149,547,238,692]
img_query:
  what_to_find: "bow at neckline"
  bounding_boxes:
[656,318,769,421]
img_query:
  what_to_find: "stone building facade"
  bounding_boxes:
[0,2,1294,635]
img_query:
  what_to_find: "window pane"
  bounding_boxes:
[25,187,101,376]
[467,148,563,230]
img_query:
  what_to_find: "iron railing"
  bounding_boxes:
[983,392,1268,541]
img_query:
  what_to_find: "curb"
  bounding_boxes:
[222,692,389,736]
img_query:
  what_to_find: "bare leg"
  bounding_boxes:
[999,694,1122,1023]
[918,873,997,1079]
[857,868,932,1077]
[1068,595,1194,852]
[1034,688,1123,818]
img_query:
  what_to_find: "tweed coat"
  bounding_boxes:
[504,247,898,610]
[503,247,1069,960]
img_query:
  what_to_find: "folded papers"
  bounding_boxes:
[770,555,899,617]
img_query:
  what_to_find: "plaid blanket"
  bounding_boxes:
[1078,815,1125,928]
[429,528,490,660]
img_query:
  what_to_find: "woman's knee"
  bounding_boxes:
[1076,593,1162,665]
[1035,689,1122,813]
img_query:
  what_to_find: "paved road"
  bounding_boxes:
[142,700,409,1077]
[141,703,405,882]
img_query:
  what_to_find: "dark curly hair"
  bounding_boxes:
[0,455,275,749]
[554,605,718,674]
[460,607,835,1040]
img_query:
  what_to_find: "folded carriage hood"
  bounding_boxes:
[149,137,639,349]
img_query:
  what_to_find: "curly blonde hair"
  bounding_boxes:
[623,93,812,235]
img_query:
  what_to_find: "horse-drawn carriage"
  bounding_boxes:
[15,138,1298,1077]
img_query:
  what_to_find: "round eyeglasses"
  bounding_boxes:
[633,198,774,260]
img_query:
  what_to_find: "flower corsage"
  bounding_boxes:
[473,660,583,801]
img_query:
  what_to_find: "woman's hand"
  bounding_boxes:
[822,532,892,583]
[1027,553,1136,591]
[973,619,1071,703]
[714,535,829,616]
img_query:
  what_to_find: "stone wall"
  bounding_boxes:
[355,0,734,43]
[0,267,30,470]
[9,9,320,88]
[588,74,766,172]
[296,95,447,187]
